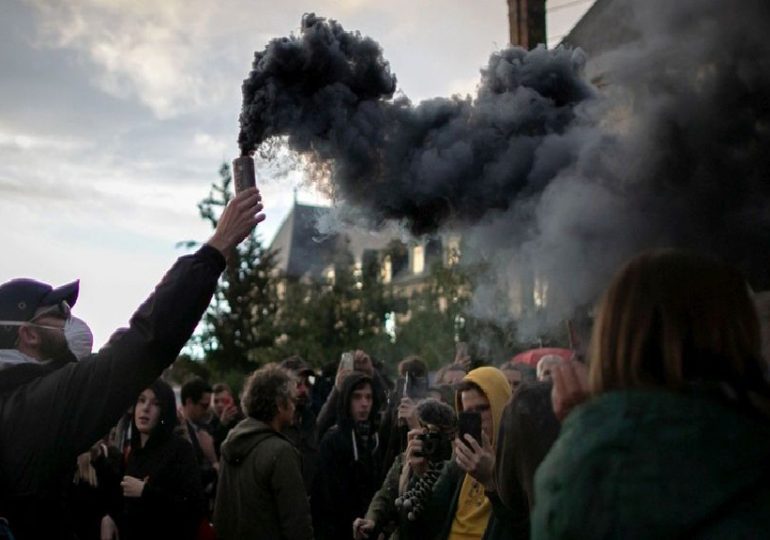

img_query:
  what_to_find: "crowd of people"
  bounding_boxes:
[1,188,770,540]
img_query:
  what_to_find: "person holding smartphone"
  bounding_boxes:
[401,366,514,540]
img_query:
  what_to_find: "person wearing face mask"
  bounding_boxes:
[0,187,265,540]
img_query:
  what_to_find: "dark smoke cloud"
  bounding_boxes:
[239,13,594,234]
[239,2,770,335]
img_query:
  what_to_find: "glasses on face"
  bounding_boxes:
[24,322,66,332]
[31,301,71,323]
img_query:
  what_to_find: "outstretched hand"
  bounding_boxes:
[551,359,589,422]
[207,187,265,256]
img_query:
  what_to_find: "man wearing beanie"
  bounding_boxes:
[0,188,264,540]
[402,366,516,540]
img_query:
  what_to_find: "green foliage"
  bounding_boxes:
[271,251,395,368]
[388,261,472,369]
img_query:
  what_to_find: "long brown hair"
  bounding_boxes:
[589,250,766,395]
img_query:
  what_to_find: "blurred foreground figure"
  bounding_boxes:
[532,250,770,538]
[0,188,265,540]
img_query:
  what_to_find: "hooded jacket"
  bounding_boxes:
[532,389,770,539]
[0,245,225,540]
[107,379,206,540]
[312,372,382,540]
[403,367,514,540]
[213,416,313,540]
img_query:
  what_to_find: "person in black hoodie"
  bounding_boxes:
[312,372,382,540]
[101,379,206,540]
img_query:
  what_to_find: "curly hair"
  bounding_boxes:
[417,398,456,433]
[241,363,295,423]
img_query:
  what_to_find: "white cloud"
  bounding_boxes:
[27,0,228,118]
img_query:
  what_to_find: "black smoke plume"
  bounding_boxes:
[239,13,594,235]
[239,2,770,331]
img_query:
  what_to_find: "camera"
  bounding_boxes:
[415,431,452,462]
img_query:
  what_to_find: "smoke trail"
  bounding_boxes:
[239,13,594,235]
[239,2,770,333]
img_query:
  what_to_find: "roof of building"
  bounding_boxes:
[270,203,339,279]
[270,202,408,279]
[561,0,638,58]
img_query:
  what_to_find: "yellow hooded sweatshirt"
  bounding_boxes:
[449,366,512,540]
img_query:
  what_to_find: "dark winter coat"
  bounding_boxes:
[532,388,770,539]
[312,372,382,540]
[0,245,225,540]
[214,417,313,540]
[112,437,205,540]
[106,379,206,540]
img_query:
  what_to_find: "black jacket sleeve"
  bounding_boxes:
[1,245,225,497]
[140,439,206,521]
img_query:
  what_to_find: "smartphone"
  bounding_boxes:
[339,351,354,371]
[457,411,482,448]
[405,374,429,400]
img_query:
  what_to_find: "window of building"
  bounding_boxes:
[382,256,392,284]
[534,275,549,308]
[412,245,425,275]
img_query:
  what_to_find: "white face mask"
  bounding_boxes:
[64,317,93,360]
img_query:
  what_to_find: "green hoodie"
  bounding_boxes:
[532,389,770,539]
[213,417,313,540]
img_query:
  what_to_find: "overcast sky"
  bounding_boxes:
[0,0,593,347]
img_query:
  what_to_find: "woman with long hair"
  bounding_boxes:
[101,379,206,540]
[532,250,770,538]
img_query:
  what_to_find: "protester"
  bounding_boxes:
[0,187,264,539]
[101,379,206,540]
[279,355,320,490]
[316,349,386,439]
[312,371,382,540]
[427,383,457,408]
[380,356,429,475]
[499,362,536,391]
[535,355,561,382]
[434,363,467,386]
[356,398,457,540]
[402,367,514,540]
[210,382,244,456]
[532,250,770,538]
[214,364,313,540]
[180,377,219,507]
